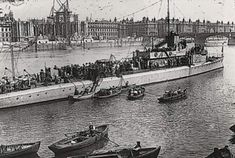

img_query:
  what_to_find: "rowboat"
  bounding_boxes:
[0,141,40,158]
[206,146,233,158]
[48,125,109,154]
[70,146,161,158]
[158,88,187,103]
[94,87,122,99]
[128,93,144,100]
[127,86,145,100]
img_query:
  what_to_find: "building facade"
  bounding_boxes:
[0,12,13,42]
[0,24,11,42]
[15,20,35,41]
[1,11,235,43]
[81,20,119,40]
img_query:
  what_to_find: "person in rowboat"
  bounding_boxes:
[89,124,96,137]
[131,141,141,157]
[177,87,181,94]
[74,88,79,95]
[134,141,141,150]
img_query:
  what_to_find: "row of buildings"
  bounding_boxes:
[0,11,80,43]
[0,11,235,42]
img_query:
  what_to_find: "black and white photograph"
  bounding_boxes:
[0,0,234,157]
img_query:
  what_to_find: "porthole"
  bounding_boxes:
[16,97,19,100]
[29,95,31,97]
[37,94,39,96]
[45,92,48,94]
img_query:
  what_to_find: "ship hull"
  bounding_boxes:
[0,58,223,109]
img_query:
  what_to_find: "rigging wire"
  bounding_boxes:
[17,53,34,74]
[117,0,162,20]
[157,0,163,19]
[0,47,8,64]
[2,49,10,75]
[0,46,11,62]
[172,0,185,19]
[14,50,21,75]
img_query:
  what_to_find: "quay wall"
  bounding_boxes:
[0,59,223,109]
[20,42,81,52]
[83,41,142,49]
[18,41,142,52]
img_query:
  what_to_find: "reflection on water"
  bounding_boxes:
[0,46,235,158]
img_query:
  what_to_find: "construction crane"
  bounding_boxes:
[47,0,71,45]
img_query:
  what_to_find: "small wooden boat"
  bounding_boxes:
[127,86,145,100]
[206,146,233,158]
[0,141,40,158]
[48,125,108,154]
[94,87,122,99]
[70,146,161,158]
[158,88,187,103]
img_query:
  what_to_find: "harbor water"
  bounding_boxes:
[0,46,235,158]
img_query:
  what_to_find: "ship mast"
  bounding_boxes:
[10,19,15,80]
[167,0,170,36]
[10,43,15,80]
[65,0,71,45]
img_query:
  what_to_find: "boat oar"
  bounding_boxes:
[93,130,119,147]
[100,135,120,147]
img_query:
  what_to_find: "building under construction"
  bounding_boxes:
[47,0,79,42]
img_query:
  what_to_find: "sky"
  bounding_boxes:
[0,0,235,22]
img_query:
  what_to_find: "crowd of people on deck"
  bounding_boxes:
[0,49,194,95]
[0,59,134,94]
